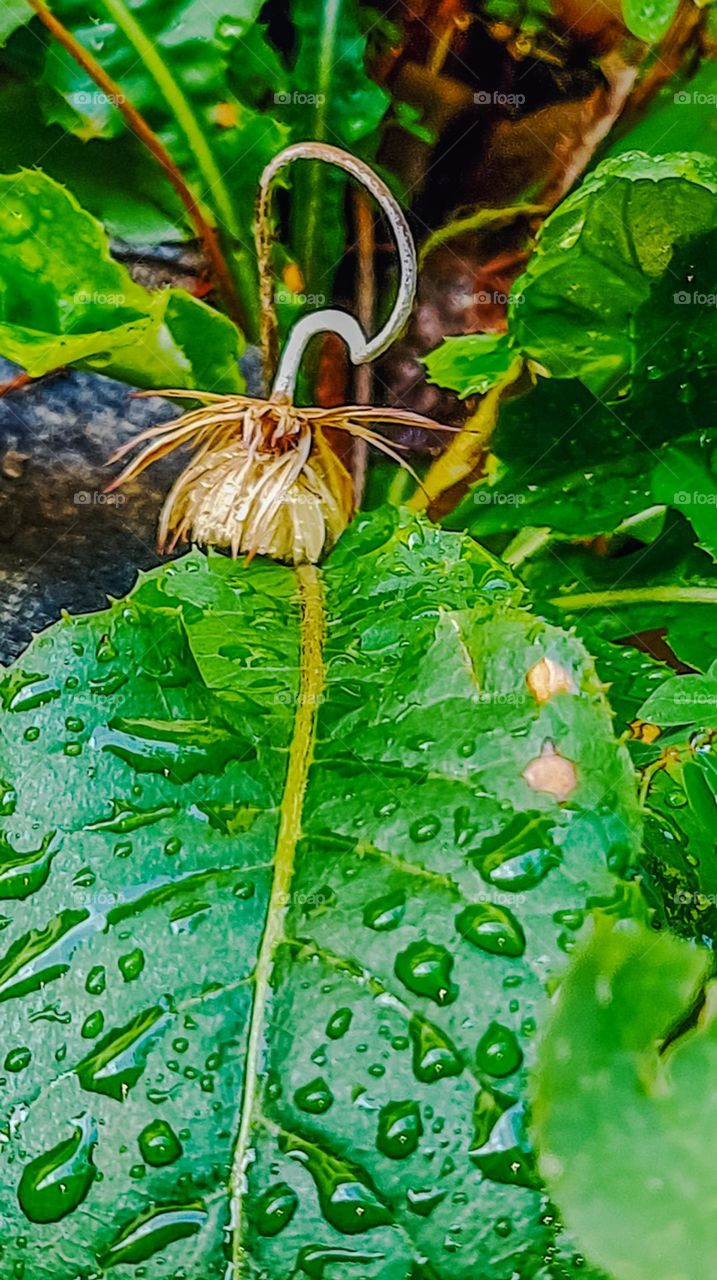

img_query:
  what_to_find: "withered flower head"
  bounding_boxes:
[108,389,444,565]
[108,142,454,565]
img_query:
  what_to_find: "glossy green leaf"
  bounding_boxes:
[623,0,680,43]
[638,661,717,729]
[605,62,717,164]
[425,152,717,399]
[447,367,717,544]
[522,513,717,672]
[652,435,717,561]
[424,333,516,400]
[0,170,243,389]
[0,509,642,1277]
[532,919,715,1280]
[513,152,717,389]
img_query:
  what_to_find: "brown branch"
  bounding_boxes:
[24,0,246,332]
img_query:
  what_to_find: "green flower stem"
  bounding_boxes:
[550,586,717,609]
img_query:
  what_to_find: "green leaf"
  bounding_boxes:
[605,62,717,164]
[512,152,717,390]
[425,151,717,431]
[0,509,642,1277]
[0,80,188,244]
[0,1,31,46]
[423,333,517,399]
[638,662,717,729]
[532,919,715,1280]
[0,170,243,390]
[623,0,680,43]
[447,366,717,544]
[652,435,717,560]
[29,0,390,298]
[522,513,717,672]
[33,0,285,308]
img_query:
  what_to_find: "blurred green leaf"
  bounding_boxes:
[0,1,30,47]
[638,662,717,729]
[532,919,715,1280]
[605,62,717,163]
[0,170,243,390]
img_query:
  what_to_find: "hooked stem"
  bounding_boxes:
[257,142,417,396]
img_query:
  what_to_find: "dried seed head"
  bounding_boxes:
[161,420,353,564]
[108,390,448,565]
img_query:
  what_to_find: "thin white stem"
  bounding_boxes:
[256,142,417,398]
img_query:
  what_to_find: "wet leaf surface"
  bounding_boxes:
[0,508,642,1277]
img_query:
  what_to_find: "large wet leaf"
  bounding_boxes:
[425,152,717,398]
[0,510,642,1277]
[0,170,243,389]
[532,919,715,1280]
[446,365,717,547]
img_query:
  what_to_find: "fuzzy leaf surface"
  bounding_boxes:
[532,920,715,1280]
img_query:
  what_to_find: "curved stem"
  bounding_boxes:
[550,586,717,609]
[25,0,247,332]
[258,142,417,396]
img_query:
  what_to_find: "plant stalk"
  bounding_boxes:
[550,587,717,609]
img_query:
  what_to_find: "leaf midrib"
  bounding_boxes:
[229,562,325,1273]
